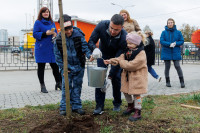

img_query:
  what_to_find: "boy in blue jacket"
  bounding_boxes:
[54,14,92,115]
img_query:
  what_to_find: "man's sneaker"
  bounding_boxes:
[72,108,85,115]
[157,76,162,82]
[60,110,66,116]
[93,107,104,115]
[113,106,120,112]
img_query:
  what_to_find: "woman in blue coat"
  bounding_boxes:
[160,18,185,88]
[33,7,61,93]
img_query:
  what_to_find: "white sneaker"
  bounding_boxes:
[157,76,162,82]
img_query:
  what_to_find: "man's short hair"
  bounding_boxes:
[58,14,73,30]
[111,14,124,26]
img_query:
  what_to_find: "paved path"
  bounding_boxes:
[0,64,200,109]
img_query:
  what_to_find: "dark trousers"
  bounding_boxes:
[164,60,183,78]
[95,59,122,108]
[37,63,61,84]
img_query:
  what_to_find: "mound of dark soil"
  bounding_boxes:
[29,115,99,133]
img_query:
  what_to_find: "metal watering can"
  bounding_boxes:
[87,48,107,88]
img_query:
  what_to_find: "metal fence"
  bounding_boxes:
[154,42,200,65]
[0,41,42,71]
[0,41,199,71]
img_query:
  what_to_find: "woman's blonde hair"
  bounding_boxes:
[145,30,153,36]
[119,9,133,23]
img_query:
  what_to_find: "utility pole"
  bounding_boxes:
[58,0,71,118]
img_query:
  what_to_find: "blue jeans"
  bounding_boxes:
[60,68,84,111]
[148,65,159,79]
[95,58,122,108]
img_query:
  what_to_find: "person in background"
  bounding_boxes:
[160,18,185,88]
[33,7,62,93]
[54,14,93,116]
[119,9,141,33]
[104,32,148,122]
[88,14,127,115]
[144,30,162,82]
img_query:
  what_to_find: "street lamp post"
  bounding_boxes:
[111,3,135,9]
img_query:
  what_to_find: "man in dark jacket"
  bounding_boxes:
[88,14,127,115]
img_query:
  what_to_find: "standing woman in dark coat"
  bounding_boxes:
[33,7,61,93]
[144,30,161,82]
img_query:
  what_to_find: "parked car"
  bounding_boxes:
[182,42,199,55]
[11,47,21,53]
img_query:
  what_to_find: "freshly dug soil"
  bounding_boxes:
[29,115,99,133]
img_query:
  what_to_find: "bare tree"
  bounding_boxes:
[179,24,198,42]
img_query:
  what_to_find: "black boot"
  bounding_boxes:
[179,77,185,88]
[55,82,62,90]
[41,83,48,93]
[166,77,171,87]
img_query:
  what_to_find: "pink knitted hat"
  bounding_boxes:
[126,33,142,45]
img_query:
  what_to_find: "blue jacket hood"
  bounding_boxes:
[71,27,85,38]
[165,25,177,31]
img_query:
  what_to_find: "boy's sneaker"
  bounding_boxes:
[60,110,66,116]
[93,107,104,115]
[157,76,162,82]
[72,108,85,115]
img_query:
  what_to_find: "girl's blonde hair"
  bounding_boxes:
[136,31,147,46]
[119,9,133,23]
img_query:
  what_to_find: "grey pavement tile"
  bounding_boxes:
[0,64,200,110]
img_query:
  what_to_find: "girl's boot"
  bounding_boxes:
[128,109,141,122]
[123,103,135,115]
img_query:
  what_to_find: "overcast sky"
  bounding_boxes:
[0,0,200,39]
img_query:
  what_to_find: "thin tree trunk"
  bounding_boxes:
[58,0,71,118]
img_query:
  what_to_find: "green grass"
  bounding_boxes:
[1,93,200,132]
[24,103,60,111]
[174,93,200,104]
[142,95,156,110]
[0,108,25,120]
[100,125,113,133]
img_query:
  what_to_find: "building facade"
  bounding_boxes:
[8,36,20,46]
[0,29,8,45]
